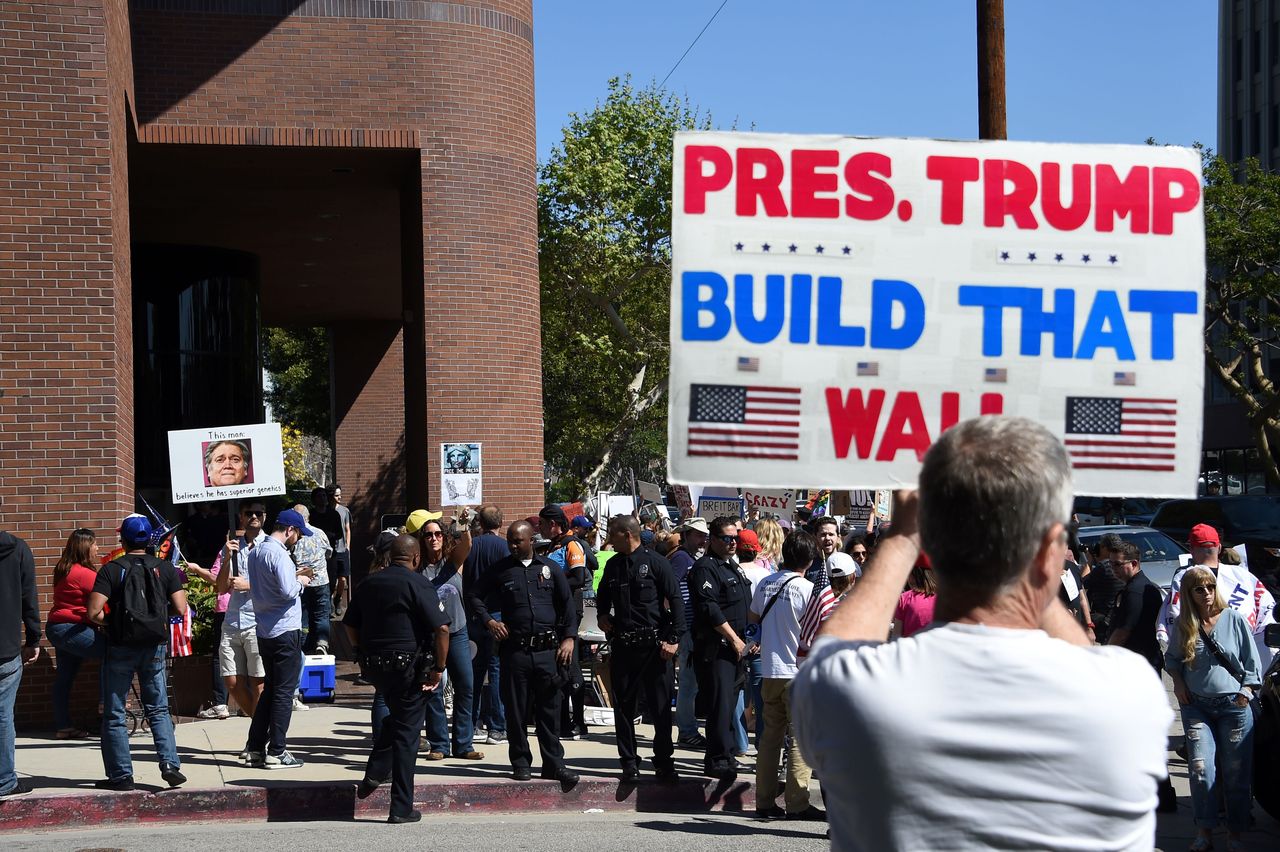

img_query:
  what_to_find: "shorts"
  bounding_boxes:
[218,623,265,678]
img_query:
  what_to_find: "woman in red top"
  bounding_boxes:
[45,528,107,738]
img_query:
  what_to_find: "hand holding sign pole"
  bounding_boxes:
[668,133,1204,497]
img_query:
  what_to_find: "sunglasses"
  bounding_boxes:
[718,535,739,544]
[851,550,868,559]
[241,510,265,518]
[422,531,445,539]
[1192,584,1216,594]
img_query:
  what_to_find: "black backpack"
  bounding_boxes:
[107,555,170,646]
[573,535,600,586]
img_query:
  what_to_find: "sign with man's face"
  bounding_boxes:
[168,423,286,504]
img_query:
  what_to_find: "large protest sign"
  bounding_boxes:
[667,132,1205,496]
[168,422,287,504]
[743,488,794,515]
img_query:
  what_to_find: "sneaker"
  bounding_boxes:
[787,806,827,822]
[486,730,507,744]
[160,763,186,788]
[197,704,230,720]
[676,733,707,749]
[265,751,304,770]
[244,751,266,768]
[475,726,488,741]
[94,776,135,791]
[292,696,310,712]
[0,780,33,798]
[314,642,330,656]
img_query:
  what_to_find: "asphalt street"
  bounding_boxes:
[3,810,830,852]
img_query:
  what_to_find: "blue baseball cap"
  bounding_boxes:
[119,515,154,546]
[570,515,593,530]
[275,508,314,536]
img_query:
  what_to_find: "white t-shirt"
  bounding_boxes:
[792,623,1172,851]
[741,562,772,596]
[749,570,814,679]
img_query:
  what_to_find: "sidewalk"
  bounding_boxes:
[1,677,756,832]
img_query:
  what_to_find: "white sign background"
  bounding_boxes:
[742,488,794,515]
[441,442,482,507]
[167,422,287,504]
[668,132,1205,496]
[698,496,745,520]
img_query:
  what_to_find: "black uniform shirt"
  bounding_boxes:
[343,564,449,653]
[595,546,685,641]
[1112,569,1166,671]
[689,553,751,639]
[467,554,579,641]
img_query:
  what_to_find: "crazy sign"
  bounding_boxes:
[667,132,1205,495]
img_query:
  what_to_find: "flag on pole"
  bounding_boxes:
[797,562,836,658]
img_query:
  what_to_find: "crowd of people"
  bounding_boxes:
[1,418,1277,843]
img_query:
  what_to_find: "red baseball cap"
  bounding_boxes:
[737,529,760,551]
[1187,523,1221,547]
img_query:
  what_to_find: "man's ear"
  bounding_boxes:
[1030,521,1065,591]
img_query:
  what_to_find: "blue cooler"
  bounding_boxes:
[299,654,336,702]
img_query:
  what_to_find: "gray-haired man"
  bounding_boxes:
[793,416,1174,850]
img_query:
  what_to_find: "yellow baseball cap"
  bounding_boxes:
[405,509,443,534]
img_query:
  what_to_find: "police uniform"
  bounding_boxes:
[343,564,450,820]
[595,545,684,777]
[688,551,751,775]
[467,553,578,777]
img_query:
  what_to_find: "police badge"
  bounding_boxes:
[542,565,551,580]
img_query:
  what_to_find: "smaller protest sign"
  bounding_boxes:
[441,442,482,506]
[698,495,745,520]
[743,488,794,515]
[848,489,875,529]
[168,422,286,504]
[608,495,637,517]
[638,480,664,505]
[875,490,893,520]
[672,485,694,518]
[829,490,852,516]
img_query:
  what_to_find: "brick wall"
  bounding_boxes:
[0,0,136,728]
[3,0,542,727]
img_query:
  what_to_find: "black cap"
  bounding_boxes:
[538,504,568,527]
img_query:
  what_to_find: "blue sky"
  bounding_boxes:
[533,1,1218,165]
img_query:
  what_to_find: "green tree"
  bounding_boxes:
[539,76,712,497]
[263,326,331,437]
[1203,151,1280,485]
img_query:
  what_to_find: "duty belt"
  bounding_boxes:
[360,649,421,673]
[615,627,659,649]
[509,630,558,651]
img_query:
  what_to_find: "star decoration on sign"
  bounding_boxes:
[1027,252,1037,261]
[841,246,851,255]
[734,242,743,251]
[1108,254,1118,264]
[762,243,771,252]
[788,244,798,253]
[1000,251,1010,261]
[815,245,824,254]
[1082,253,1091,263]
[1054,253,1064,262]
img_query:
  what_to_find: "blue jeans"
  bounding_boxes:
[0,654,21,794]
[301,584,331,654]
[425,628,475,754]
[470,613,504,734]
[46,621,106,730]
[1182,693,1255,832]
[102,643,179,781]
[675,632,700,738]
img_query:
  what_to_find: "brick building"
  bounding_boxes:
[0,0,542,727]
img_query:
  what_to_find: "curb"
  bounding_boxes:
[0,777,758,831]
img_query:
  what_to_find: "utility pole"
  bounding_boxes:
[977,0,1007,140]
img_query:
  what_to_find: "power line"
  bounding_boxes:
[659,0,730,90]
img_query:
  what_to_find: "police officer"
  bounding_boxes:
[342,535,450,824]
[596,514,684,782]
[467,520,580,786]
[689,516,751,778]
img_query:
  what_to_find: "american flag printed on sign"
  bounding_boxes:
[1064,396,1177,472]
[687,384,801,460]
[737,356,760,373]
[856,362,878,377]
[984,368,1007,383]
[1114,371,1136,386]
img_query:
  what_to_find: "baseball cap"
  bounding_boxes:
[826,551,860,579]
[276,508,314,536]
[674,517,709,534]
[532,534,554,549]
[640,529,656,548]
[737,529,760,551]
[539,504,569,527]
[570,515,594,530]
[119,515,154,546]
[368,528,399,555]
[1188,523,1221,547]
[405,509,443,534]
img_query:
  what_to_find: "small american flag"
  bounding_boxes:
[737,356,759,373]
[688,383,801,460]
[1114,371,1136,386]
[1064,396,1176,472]
[797,562,836,658]
[984,368,1007,383]
[856,362,878,377]
[169,608,193,658]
